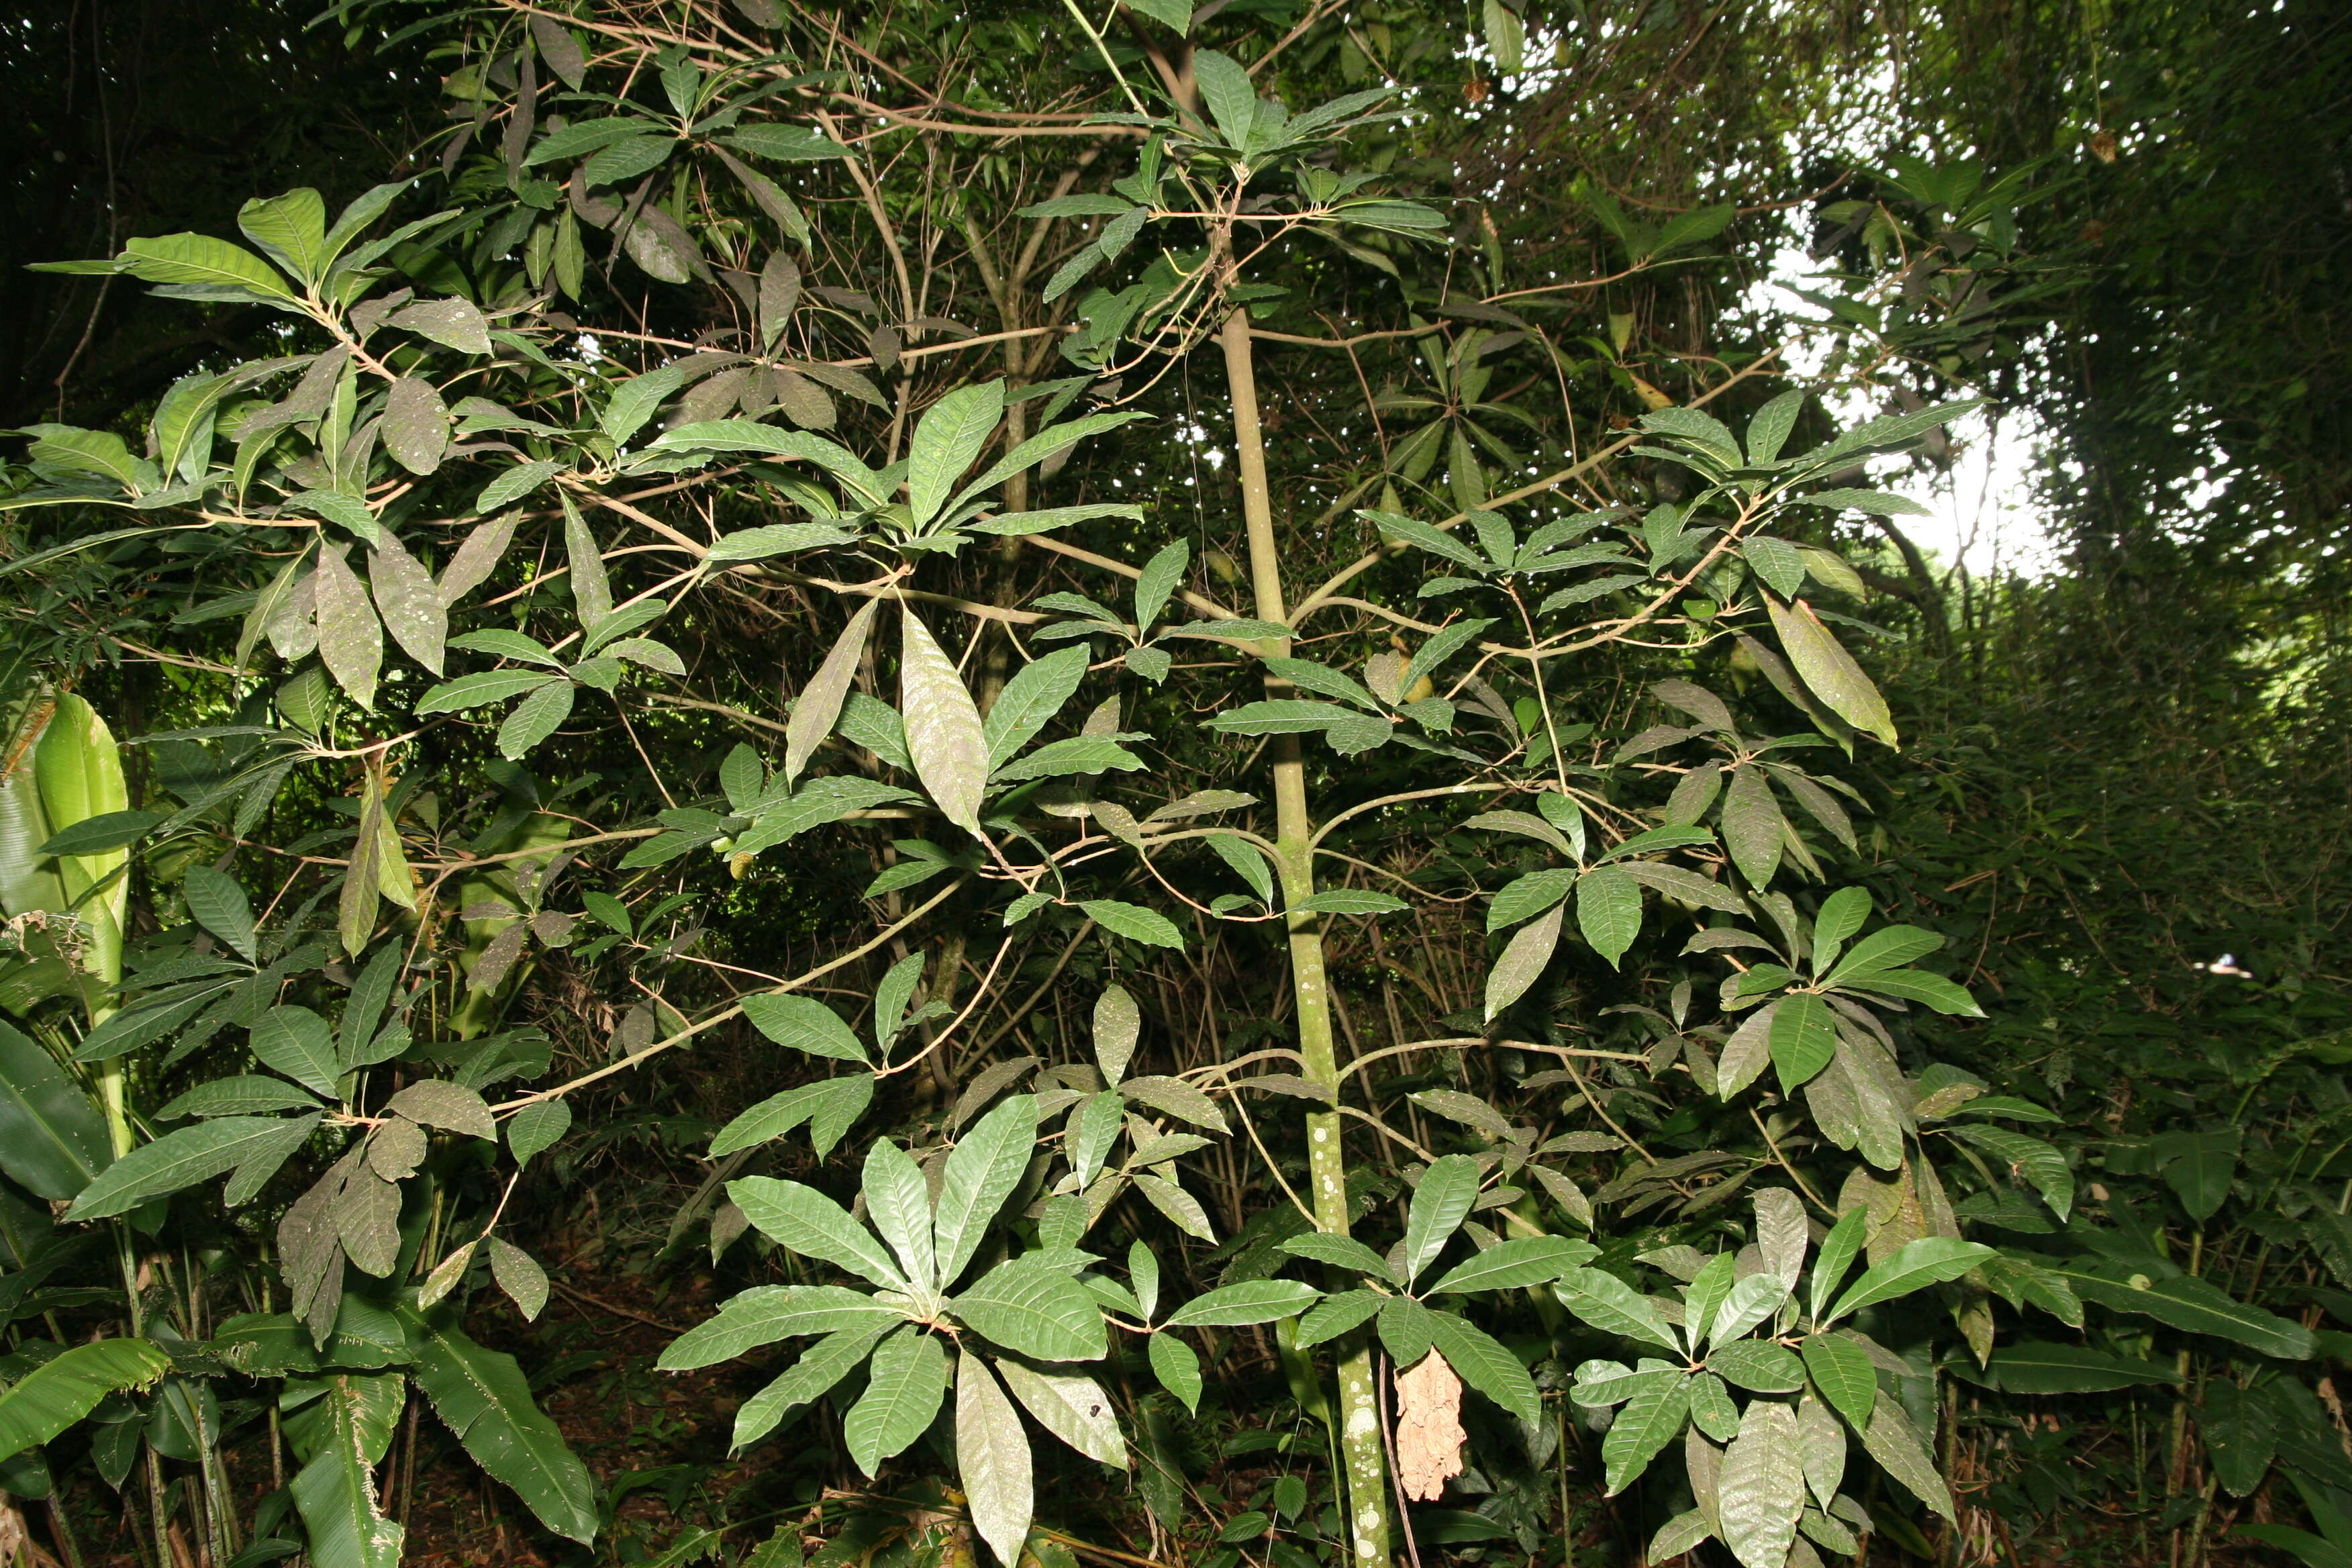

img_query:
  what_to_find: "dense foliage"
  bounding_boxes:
[0,2,2343,1568]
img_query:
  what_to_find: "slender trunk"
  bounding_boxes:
[1220,307,1393,1565]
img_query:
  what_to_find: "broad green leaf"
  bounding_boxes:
[1555,1268,1681,1354]
[1295,1289,1387,1347]
[861,1139,937,1293]
[251,1006,340,1097]
[288,1372,407,1568]
[1799,1334,1875,1429]
[68,1116,317,1220]
[1949,1124,2075,1222]
[1718,1400,1806,1568]
[0,1338,170,1463]
[709,1075,875,1159]
[1484,903,1563,1020]
[2153,1128,2240,1223]
[1281,1231,1397,1283]
[505,1101,573,1167]
[900,606,988,835]
[1987,1341,2182,1393]
[728,1175,905,1290]
[2049,1269,2315,1359]
[1769,993,1837,1093]
[1149,1332,1202,1412]
[181,865,257,961]
[1708,1340,1805,1394]
[1401,1155,1483,1285]
[2198,1379,2274,1498]
[1860,1400,1955,1523]
[984,646,1091,769]
[1835,966,1983,1016]
[1093,985,1140,1087]
[1165,1279,1320,1328]
[658,1285,901,1371]
[998,1359,1124,1469]
[1488,869,1576,931]
[844,1329,948,1475]
[1079,899,1185,948]
[1708,1274,1790,1349]
[1765,597,1896,747]
[1806,1208,1868,1324]
[1576,864,1642,967]
[1601,1370,1690,1494]
[1810,887,1873,973]
[1425,1313,1542,1426]
[955,1351,1036,1563]
[908,381,1005,526]
[158,1076,319,1120]
[732,1322,892,1451]
[120,232,295,301]
[933,1095,1039,1287]
[401,1308,599,1542]
[741,993,868,1063]
[1825,1238,1996,1323]
[0,1016,109,1200]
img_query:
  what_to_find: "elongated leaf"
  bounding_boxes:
[844,1328,948,1474]
[314,544,383,710]
[658,1285,901,1370]
[1426,1313,1541,1426]
[1861,1400,1955,1522]
[955,1259,1108,1359]
[1718,1400,1806,1568]
[1800,1334,1876,1429]
[1806,1208,1868,1325]
[0,1338,170,1462]
[1166,1279,1320,1328]
[1577,864,1642,967]
[252,1005,340,1097]
[983,646,1090,769]
[289,1371,407,1568]
[0,1017,109,1200]
[1283,1230,1400,1282]
[899,606,988,835]
[1769,993,1837,1093]
[1485,902,1563,1020]
[2050,1269,2315,1359]
[740,993,867,1062]
[401,1307,599,1542]
[1295,1289,1387,1347]
[955,1350,1036,1563]
[1988,1341,2182,1393]
[732,1322,893,1451]
[1555,1269,1681,1354]
[908,381,1006,526]
[1826,1238,1994,1322]
[1602,1370,1691,1494]
[709,1073,875,1157]
[785,599,877,785]
[1766,597,1895,746]
[68,1115,316,1220]
[728,1175,905,1289]
[934,1095,1039,1288]
[997,1360,1126,1469]
[1402,1155,1483,1285]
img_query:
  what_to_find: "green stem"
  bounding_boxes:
[1220,306,1393,1566]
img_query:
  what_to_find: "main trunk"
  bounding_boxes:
[1220,307,1393,1565]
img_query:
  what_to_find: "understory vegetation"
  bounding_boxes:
[0,1,2344,1566]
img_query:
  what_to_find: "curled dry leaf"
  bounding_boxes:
[1394,1351,1467,1502]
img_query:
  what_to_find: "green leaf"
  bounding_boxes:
[1769,993,1837,1093]
[1291,889,1410,916]
[0,1016,110,1200]
[505,1101,573,1167]
[955,1351,1036,1562]
[383,1081,495,1141]
[984,646,1091,769]
[1426,1313,1542,1426]
[288,1372,407,1568]
[1424,1236,1604,1294]
[1148,1332,1202,1412]
[158,1076,320,1120]
[1799,1334,1876,1429]
[844,1329,948,1475]
[1165,1279,1320,1328]
[1949,1124,2075,1222]
[1708,1340,1806,1394]
[1718,1400,1806,1568]
[724,124,852,161]
[1488,869,1577,931]
[1080,899,1185,948]
[35,809,158,857]
[1600,1370,1689,1494]
[708,1075,875,1157]
[741,993,868,1063]
[1191,49,1259,148]
[119,233,295,301]
[1576,865,1642,967]
[496,671,574,758]
[1400,1155,1483,1285]
[68,1116,317,1220]
[2199,1380,2275,1498]
[1987,1341,2182,1393]
[934,1095,1038,1288]
[1825,1238,1996,1323]
[399,1307,599,1542]
[2052,1269,2315,1359]
[2153,1128,2241,1222]
[1835,966,1983,1016]
[1792,487,1932,517]
[728,1175,906,1291]
[1295,1289,1385,1348]
[652,422,883,504]
[1280,1231,1396,1281]
[1861,1400,1955,1523]
[998,1359,1126,1469]
[732,1323,892,1451]
[251,1006,340,1097]
[1484,903,1563,1020]
[1806,1207,1868,1325]
[418,671,561,714]
[1708,1274,1790,1348]
[1765,597,1896,747]
[475,460,566,513]
[908,381,1006,526]
[0,1338,171,1463]
[899,607,989,836]
[658,1285,901,1371]
[1125,0,1192,32]
[1554,1268,1681,1355]
[955,1257,1106,1359]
